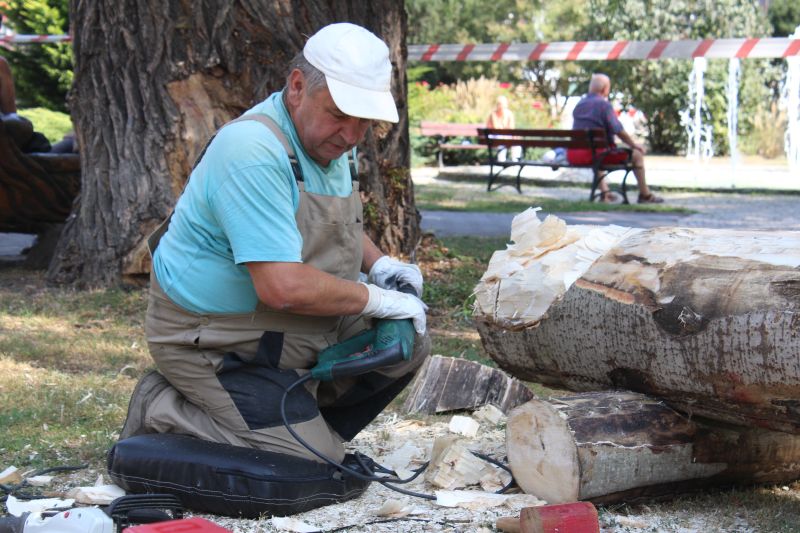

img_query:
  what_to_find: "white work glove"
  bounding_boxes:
[367,256,424,298]
[360,282,428,335]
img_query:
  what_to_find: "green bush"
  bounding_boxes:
[582,0,773,156]
[17,107,73,143]
[740,102,787,159]
[3,0,72,112]
[408,74,552,166]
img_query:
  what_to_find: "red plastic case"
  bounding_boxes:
[123,517,232,532]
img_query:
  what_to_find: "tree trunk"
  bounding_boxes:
[49,0,417,287]
[474,224,800,433]
[507,392,800,505]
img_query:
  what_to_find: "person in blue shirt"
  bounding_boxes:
[568,73,663,204]
[119,23,430,463]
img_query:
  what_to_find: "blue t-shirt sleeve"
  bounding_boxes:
[210,164,302,264]
[205,123,303,265]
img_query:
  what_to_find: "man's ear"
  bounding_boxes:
[285,69,305,107]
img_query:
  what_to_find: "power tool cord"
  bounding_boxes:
[280,373,436,500]
[0,464,88,503]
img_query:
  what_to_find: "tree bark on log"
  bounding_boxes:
[401,355,534,415]
[507,392,800,505]
[475,226,800,433]
[50,0,417,287]
[0,118,80,233]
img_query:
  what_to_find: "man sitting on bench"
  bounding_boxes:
[567,73,663,204]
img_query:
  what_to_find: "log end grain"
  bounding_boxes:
[507,400,580,503]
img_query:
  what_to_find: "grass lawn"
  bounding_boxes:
[414,182,692,213]
[17,108,74,144]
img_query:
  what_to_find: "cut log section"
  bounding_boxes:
[474,210,800,433]
[507,392,800,504]
[402,355,534,415]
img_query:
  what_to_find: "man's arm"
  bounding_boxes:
[361,233,384,274]
[247,261,368,316]
[617,130,646,155]
[247,258,428,334]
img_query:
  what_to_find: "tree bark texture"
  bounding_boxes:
[507,392,800,505]
[401,355,534,416]
[0,118,80,233]
[475,227,800,433]
[50,0,416,287]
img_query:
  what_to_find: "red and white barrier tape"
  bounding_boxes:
[409,38,800,61]
[0,33,71,44]
[3,34,798,59]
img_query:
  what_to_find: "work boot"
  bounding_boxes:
[119,370,171,441]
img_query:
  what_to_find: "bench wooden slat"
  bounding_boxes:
[438,143,485,150]
[419,121,487,168]
[478,128,610,149]
[475,127,635,203]
[420,121,482,137]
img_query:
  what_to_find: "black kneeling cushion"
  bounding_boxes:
[107,433,371,518]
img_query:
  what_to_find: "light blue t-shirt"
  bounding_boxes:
[153,91,354,314]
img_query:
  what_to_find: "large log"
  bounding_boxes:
[507,392,800,504]
[473,209,800,433]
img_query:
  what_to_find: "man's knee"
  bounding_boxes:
[632,150,645,167]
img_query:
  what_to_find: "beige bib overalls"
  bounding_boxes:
[141,115,429,462]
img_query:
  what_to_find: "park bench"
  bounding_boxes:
[0,115,80,266]
[477,127,635,203]
[420,121,487,168]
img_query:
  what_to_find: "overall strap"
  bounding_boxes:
[192,114,304,182]
[149,114,301,255]
[348,148,359,181]
[232,114,304,182]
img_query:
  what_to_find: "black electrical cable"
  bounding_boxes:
[321,517,472,532]
[352,452,435,501]
[0,463,88,503]
[280,374,432,491]
[469,451,517,494]
[280,373,516,501]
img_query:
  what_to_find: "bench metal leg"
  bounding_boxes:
[620,169,631,204]
[589,167,603,202]
[515,166,524,194]
[487,148,498,192]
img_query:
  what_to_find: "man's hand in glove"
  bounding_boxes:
[360,283,427,335]
[367,256,424,298]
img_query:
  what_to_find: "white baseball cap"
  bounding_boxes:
[303,23,399,123]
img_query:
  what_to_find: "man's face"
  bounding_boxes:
[286,70,371,166]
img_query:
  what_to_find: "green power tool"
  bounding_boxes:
[311,318,415,381]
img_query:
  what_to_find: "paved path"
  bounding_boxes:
[421,191,800,237]
[416,161,800,237]
[3,160,798,258]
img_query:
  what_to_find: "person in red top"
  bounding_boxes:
[568,73,663,204]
